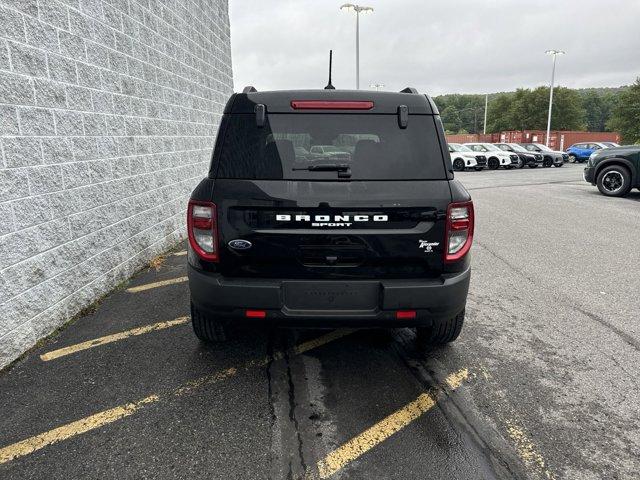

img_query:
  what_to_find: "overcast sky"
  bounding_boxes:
[229,0,640,96]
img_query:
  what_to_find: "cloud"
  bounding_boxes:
[230,0,640,95]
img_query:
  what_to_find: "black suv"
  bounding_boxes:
[583,145,640,197]
[187,87,473,347]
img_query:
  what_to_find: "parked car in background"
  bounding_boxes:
[465,143,518,169]
[309,145,351,158]
[583,145,639,197]
[448,143,483,171]
[566,142,616,163]
[520,143,566,167]
[494,143,543,168]
[294,146,311,160]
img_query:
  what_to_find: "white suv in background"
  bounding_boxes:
[448,143,482,171]
[464,143,518,169]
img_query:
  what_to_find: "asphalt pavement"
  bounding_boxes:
[1,163,638,479]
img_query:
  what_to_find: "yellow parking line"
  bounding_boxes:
[0,395,158,464]
[126,276,188,293]
[0,329,352,465]
[316,368,469,479]
[505,420,556,479]
[40,317,190,362]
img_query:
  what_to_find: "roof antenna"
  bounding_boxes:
[324,50,335,90]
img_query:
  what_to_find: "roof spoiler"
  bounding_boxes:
[400,87,418,94]
[242,86,257,93]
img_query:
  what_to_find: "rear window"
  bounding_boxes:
[214,114,446,180]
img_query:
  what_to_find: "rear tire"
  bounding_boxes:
[191,301,227,342]
[488,157,500,170]
[416,309,465,348]
[543,156,553,167]
[554,161,563,167]
[568,154,577,163]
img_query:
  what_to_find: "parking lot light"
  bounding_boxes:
[545,49,566,147]
[340,3,374,89]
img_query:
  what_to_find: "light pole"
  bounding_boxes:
[545,49,565,146]
[340,3,373,89]
[483,94,488,135]
[369,83,384,91]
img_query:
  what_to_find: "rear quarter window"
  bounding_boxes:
[213,114,447,180]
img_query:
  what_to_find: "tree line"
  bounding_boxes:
[435,77,640,143]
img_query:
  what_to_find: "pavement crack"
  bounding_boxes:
[285,350,308,474]
[266,330,279,480]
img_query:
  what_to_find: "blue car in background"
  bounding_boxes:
[566,142,620,163]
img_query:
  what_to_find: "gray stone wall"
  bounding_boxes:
[0,0,233,368]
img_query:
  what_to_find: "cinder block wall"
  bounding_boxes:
[0,0,233,368]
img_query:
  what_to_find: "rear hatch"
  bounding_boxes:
[210,98,452,280]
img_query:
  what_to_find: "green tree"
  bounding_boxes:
[486,93,514,132]
[607,78,640,143]
[509,88,542,130]
[508,87,585,131]
[547,87,586,130]
[582,91,616,131]
[440,106,461,133]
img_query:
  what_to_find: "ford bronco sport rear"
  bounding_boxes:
[187,87,473,347]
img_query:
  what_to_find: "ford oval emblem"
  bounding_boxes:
[228,239,252,250]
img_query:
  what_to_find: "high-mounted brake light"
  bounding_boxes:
[188,200,218,262]
[290,100,374,110]
[444,201,474,263]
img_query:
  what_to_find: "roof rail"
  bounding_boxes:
[242,86,257,93]
[400,87,419,94]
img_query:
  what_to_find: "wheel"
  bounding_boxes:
[596,165,632,197]
[568,154,577,163]
[416,309,465,348]
[191,301,227,342]
[452,158,465,171]
[517,158,525,169]
[487,157,500,170]
[504,165,512,170]
[553,161,563,167]
[474,167,483,171]
[543,156,553,167]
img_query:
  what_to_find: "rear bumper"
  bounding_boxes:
[188,265,471,327]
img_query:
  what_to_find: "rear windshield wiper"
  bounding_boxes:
[293,163,351,178]
[293,163,350,172]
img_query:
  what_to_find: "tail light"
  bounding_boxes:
[444,201,474,263]
[188,200,218,262]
